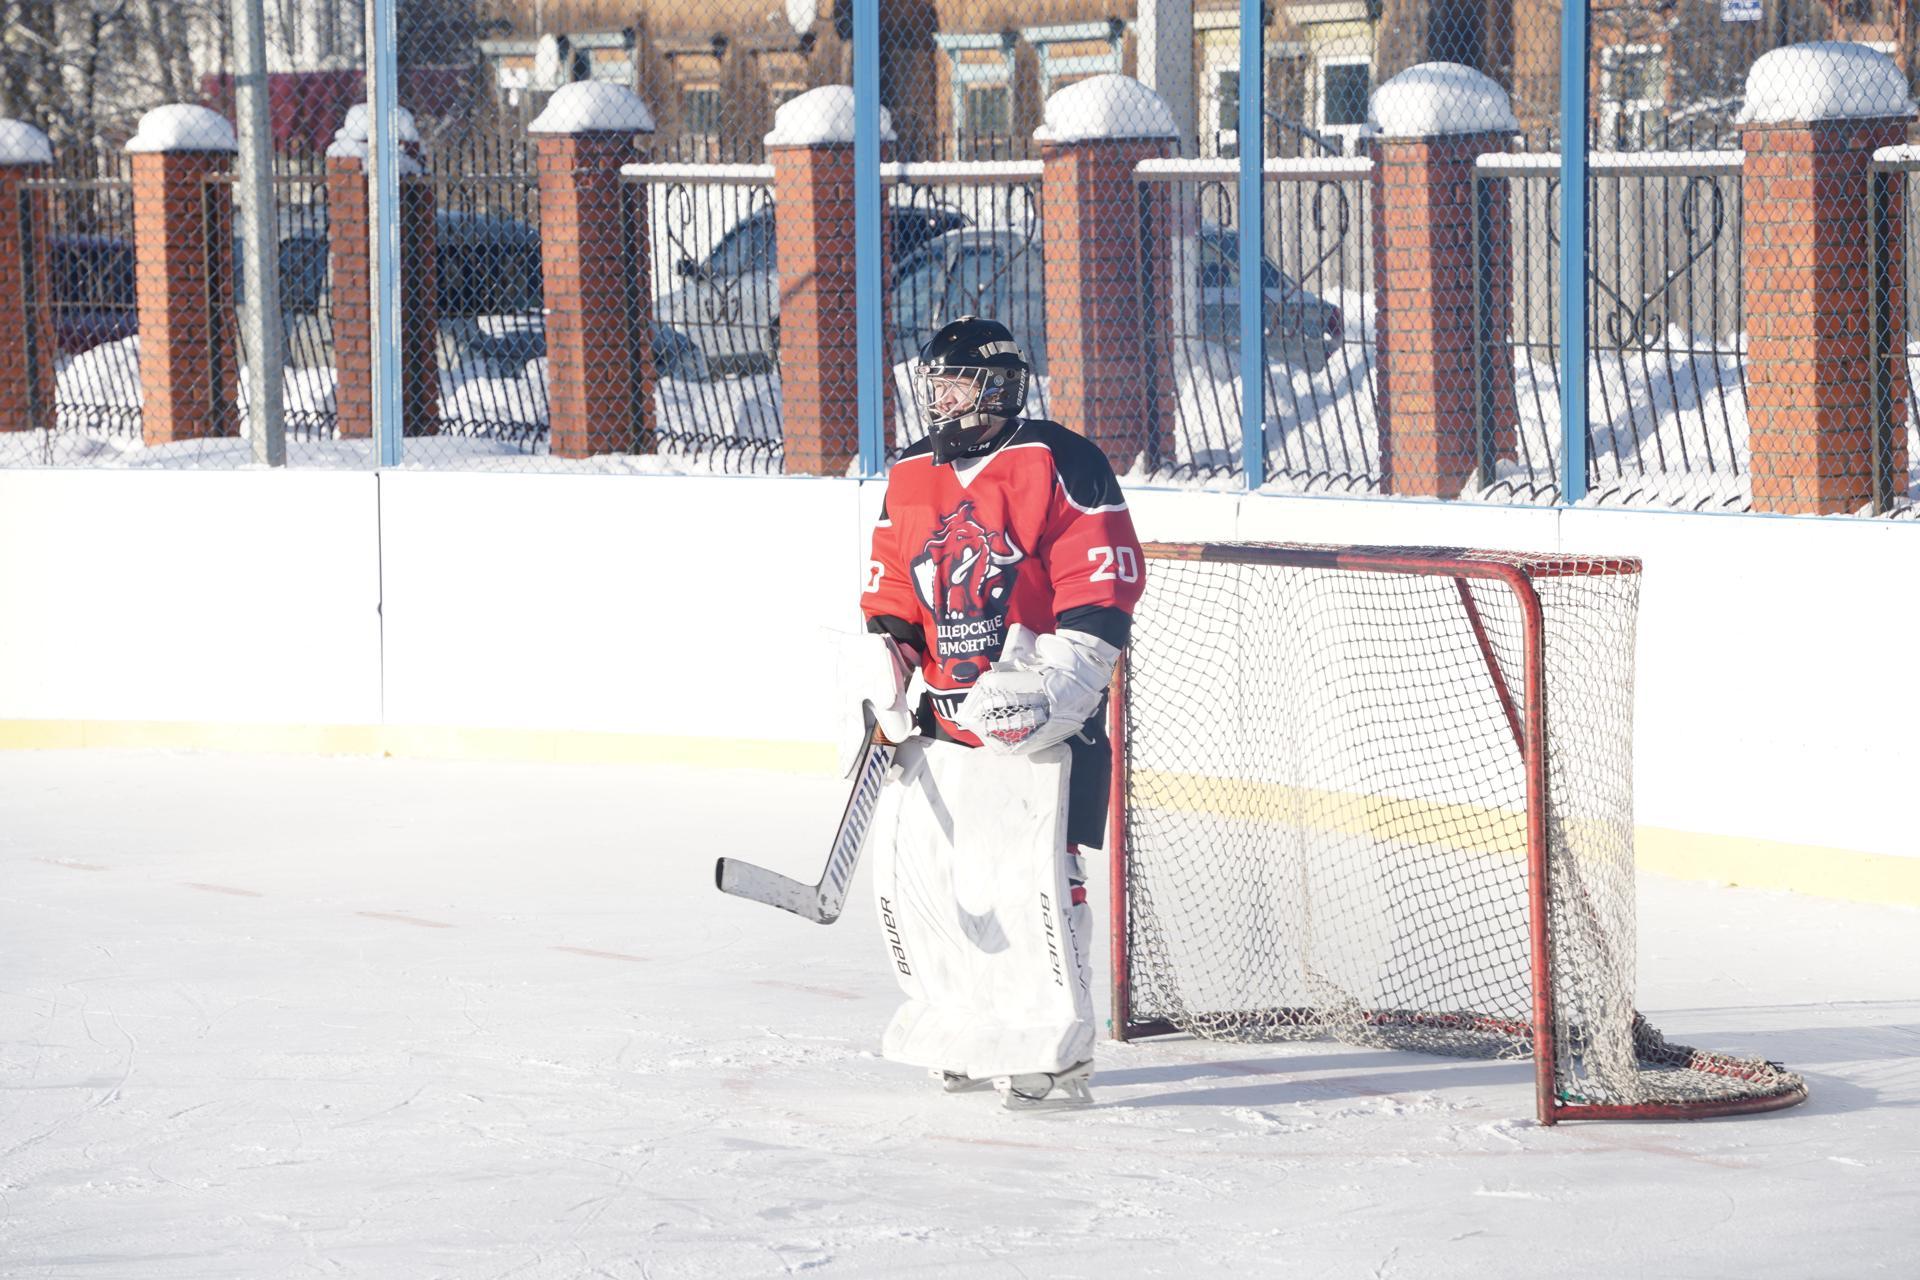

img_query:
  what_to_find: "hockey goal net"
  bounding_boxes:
[1109,543,1806,1123]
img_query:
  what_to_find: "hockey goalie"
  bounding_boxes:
[851,316,1144,1109]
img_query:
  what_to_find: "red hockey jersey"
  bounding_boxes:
[861,419,1145,745]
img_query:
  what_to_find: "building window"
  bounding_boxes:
[1320,60,1370,130]
[1211,69,1240,158]
[935,31,1018,160]
[770,83,804,113]
[682,85,723,160]
[1601,43,1667,149]
[962,84,1012,157]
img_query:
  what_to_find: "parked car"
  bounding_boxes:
[271,209,702,383]
[886,224,1344,377]
[49,234,138,356]
[1194,226,1344,373]
[652,203,971,374]
[890,228,1047,373]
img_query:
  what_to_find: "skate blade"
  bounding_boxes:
[994,1061,1095,1111]
[999,1082,1094,1111]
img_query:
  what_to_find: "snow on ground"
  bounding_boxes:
[2,750,1915,1278]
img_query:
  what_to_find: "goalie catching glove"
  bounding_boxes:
[952,624,1119,756]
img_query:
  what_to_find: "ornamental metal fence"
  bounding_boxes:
[0,0,1915,518]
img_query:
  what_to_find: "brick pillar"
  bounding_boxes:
[326,154,372,438]
[1370,65,1517,498]
[127,105,239,446]
[326,104,438,439]
[532,83,655,460]
[1038,76,1177,472]
[0,120,54,435]
[1740,44,1912,514]
[767,86,895,475]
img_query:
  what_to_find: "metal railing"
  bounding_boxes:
[1476,150,1747,510]
[1135,156,1376,489]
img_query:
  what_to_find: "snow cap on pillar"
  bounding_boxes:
[125,104,237,154]
[326,102,425,174]
[1368,63,1518,138]
[1033,74,1177,144]
[529,82,656,135]
[1736,42,1916,124]
[0,119,52,166]
[764,85,894,147]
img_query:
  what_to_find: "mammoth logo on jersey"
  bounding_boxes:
[911,499,1024,675]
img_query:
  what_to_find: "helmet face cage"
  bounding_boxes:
[918,360,1029,462]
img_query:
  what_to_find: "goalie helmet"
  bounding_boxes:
[917,315,1030,465]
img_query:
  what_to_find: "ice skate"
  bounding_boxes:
[994,1059,1094,1111]
[931,1068,993,1094]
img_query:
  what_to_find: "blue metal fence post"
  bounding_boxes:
[1558,0,1589,503]
[853,0,884,476]
[369,0,403,467]
[1238,0,1265,489]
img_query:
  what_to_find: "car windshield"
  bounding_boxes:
[707,215,776,277]
[1198,234,1285,291]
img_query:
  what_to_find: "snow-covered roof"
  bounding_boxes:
[1033,74,1176,145]
[125,105,237,155]
[529,82,656,136]
[1737,42,1915,124]
[1369,63,1518,139]
[764,85,894,147]
[0,119,52,166]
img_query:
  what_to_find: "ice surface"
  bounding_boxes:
[1738,42,1914,125]
[0,118,51,166]
[124,104,237,155]
[1,749,1914,1278]
[529,82,657,137]
[764,86,895,148]
[1370,62,1519,138]
[1033,74,1177,145]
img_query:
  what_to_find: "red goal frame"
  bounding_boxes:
[1106,542,1807,1125]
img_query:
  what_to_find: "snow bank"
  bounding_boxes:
[528,82,656,136]
[1033,74,1176,145]
[326,103,425,176]
[1369,63,1518,139]
[125,104,237,154]
[764,85,894,147]
[0,118,51,166]
[1737,42,1914,124]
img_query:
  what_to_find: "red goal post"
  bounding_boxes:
[1106,542,1807,1125]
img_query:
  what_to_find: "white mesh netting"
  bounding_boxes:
[1119,543,1805,1120]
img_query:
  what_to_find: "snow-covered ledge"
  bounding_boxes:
[1736,42,1915,124]
[1034,74,1176,144]
[0,119,51,166]
[325,103,424,175]
[124,104,236,154]
[764,85,893,148]
[1368,62,1518,139]
[529,82,655,136]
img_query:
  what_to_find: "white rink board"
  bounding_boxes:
[0,469,382,726]
[377,470,870,745]
[1,468,1917,864]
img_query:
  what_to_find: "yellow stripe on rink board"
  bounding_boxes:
[2,721,1913,906]
[1128,767,1920,909]
[0,719,837,775]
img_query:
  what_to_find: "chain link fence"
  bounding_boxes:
[0,1,1913,514]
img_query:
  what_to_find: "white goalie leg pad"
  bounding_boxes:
[867,738,1093,1079]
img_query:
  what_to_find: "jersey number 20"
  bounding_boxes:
[1087,545,1140,584]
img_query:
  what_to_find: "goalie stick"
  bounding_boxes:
[713,711,897,925]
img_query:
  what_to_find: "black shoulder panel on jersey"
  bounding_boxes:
[896,436,936,464]
[866,612,927,655]
[1057,604,1132,651]
[1019,419,1126,513]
